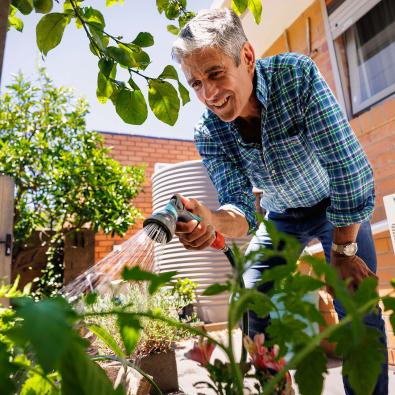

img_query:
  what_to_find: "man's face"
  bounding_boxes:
[181,44,256,122]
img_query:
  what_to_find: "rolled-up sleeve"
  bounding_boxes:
[194,125,257,232]
[300,58,375,226]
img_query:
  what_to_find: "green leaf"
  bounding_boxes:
[203,283,231,296]
[331,326,384,395]
[20,371,55,395]
[98,58,114,78]
[63,0,76,13]
[128,78,140,91]
[353,276,379,307]
[248,0,262,24]
[9,297,76,373]
[87,324,125,357]
[391,278,395,289]
[8,8,24,32]
[106,46,134,67]
[148,80,180,126]
[84,292,98,305]
[0,342,17,395]
[267,316,309,355]
[97,60,116,104]
[156,0,169,13]
[115,88,148,125]
[132,32,154,47]
[165,2,179,19]
[11,0,33,15]
[33,0,53,14]
[158,64,179,81]
[82,7,105,30]
[60,344,122,395]
[167,24,179,35]
[122,266,154,282]
[121,267,177,293]
[247,290,276,317]
[289,274,324,294]
[117,314,141,355]
[158,65,190,105]
[36,13,70,56]
[232,0,248,15]
[231,289,274,326]
[106,0,124,6]
[283,297,326,325]
[148,271,178,294]
[294,347,327,395]
[89,26,109,53]
[178,82,190,105]
[131,49,150,70]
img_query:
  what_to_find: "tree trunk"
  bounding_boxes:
[0,0,11,86]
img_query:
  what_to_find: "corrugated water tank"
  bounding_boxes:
[151,160,251,323]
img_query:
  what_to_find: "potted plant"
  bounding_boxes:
[81,282,193,394]
[171,277,198,322]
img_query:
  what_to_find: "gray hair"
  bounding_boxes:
[171,9,248,66]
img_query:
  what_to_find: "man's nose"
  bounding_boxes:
[202,81,219,102]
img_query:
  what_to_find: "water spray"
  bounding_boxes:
[143,194,248,361]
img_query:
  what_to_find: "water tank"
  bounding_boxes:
[151,160,251,323]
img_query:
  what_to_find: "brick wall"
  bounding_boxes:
[260,0,395,363]
[94,133,200,262]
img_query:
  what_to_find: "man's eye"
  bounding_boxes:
[192,81,201,89]
[210,71,223,78]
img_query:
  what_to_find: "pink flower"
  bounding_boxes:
[243,333,286,373]
[185,337,215,366]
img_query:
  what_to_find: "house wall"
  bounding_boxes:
[250,0,395,364]
[94,133,200,263]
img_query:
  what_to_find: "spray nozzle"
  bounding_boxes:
[143,194,226,250]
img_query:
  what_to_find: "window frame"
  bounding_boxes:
[321,0,395,117]
[345,19,395,114]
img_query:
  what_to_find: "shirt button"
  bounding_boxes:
[271,169,276,175]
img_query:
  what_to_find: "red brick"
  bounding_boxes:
[380,98,395,119]
[375,238,391,255]
[377,253,395,268]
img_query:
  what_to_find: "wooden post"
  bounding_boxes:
[0,175,14,305]
[0,0,11,86]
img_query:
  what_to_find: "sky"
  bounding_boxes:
[2,0,214,140]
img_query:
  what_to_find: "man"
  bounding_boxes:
[171,8,388,395]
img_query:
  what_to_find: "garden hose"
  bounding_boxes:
[143,194,248,362]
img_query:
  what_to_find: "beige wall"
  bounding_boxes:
[211,0,316,56]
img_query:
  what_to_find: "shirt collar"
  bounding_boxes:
[254,60,268,110]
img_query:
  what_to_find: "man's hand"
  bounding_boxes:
[175,195,216,250]
[330,250,378,293]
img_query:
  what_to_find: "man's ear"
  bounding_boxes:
[241,42,256,76]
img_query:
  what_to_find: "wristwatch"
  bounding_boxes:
[331,242,358,257]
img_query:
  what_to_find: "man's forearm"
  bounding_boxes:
[210,209,249,238]
[333,223,361,244]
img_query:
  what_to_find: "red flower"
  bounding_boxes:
[185,337,215,366]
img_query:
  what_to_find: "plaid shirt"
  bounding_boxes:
[194,53,375,231]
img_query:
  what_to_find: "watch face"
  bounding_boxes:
[344,243,358,256]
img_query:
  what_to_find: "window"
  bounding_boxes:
[327,0,395,115]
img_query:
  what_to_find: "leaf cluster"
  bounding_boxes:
[201,219,394,395]
[8,0,263,127]
[0,70,144,248]
[0,70,145,297]
[9,0,192,126]
[82,282,191,358]
[1,219,395,394]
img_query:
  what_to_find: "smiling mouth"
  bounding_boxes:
[211,96,230,109]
